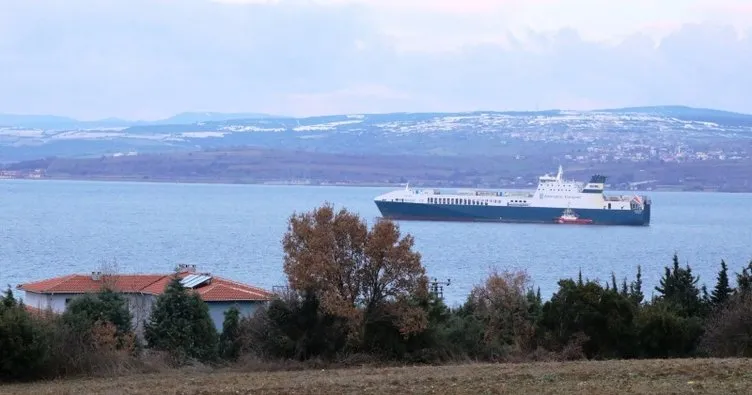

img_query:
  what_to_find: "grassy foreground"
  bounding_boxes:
[3,358,752,395]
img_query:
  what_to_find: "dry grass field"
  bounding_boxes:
[3,358,752,395]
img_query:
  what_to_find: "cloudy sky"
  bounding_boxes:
[1,0,751,120]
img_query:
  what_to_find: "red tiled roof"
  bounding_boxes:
[18,271,273,302]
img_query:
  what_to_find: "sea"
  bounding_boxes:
[1,179,750,307]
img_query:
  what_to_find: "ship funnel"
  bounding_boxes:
[556,165,563,180]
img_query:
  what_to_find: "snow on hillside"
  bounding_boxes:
[1,108,751,161]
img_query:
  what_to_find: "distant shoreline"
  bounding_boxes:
[1,175,744,193]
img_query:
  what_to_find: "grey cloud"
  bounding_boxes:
[0,0,750,119]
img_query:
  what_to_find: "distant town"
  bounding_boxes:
[1,106,751,192]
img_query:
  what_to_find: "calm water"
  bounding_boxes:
[1,179,751,306]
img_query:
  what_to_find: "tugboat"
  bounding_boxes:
[555,207,593,225]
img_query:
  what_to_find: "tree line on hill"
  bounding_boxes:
[6,147,752,191]
[2,203,752,382]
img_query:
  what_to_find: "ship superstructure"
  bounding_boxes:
[373,166,651,226]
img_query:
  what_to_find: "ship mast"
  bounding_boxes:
[556,165,563,181]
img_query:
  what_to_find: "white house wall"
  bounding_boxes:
[207,301,264,331]
[23,291,268,334]
[23,292,77,313]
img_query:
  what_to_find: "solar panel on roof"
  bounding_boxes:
[180,274,212,288]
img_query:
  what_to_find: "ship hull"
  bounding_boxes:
[375,201,651,226]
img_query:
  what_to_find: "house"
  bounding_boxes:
[16,264,274,334]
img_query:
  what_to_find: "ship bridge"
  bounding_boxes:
[535,165,583,197]
[582,174,606,193]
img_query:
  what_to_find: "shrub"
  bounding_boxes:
[699,293,752,357]
[0,289,52,381]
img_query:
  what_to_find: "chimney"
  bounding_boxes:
[176,263,197,273]
[91,271,102,281]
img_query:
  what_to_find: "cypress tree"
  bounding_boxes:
[219,306,242,362]
[629,265,644,306]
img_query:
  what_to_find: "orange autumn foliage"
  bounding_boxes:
[467,269,537,353]
[282,203,429,339]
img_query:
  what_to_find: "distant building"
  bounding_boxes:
[16,264,274,334]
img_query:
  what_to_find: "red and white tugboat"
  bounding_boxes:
[555,207,593,224]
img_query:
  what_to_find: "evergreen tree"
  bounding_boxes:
[219,306,242,362]
[0,287,51,381]
[144,276,218,364]
[526,286,543,324]
[540,279,637,359]
[736,261,752,296]
[63,288,132,336]
[1,286,16,309]
[655,253,703,317]
[629,265,644,306]
[710,260,732,307]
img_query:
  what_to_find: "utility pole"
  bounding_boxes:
[429,277,451,299]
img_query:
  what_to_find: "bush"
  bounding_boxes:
[0,290,52,381]
[448,270,538,361]
[62,288,134,351]
[636,300,703,358]
[238,292,349,361]
[538,278,637,359]
[700,293,752,357]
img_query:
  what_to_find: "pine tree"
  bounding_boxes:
[710,259,732,307]
[1,286,16,309]
[144,276,218,364]
[655,253,702,317]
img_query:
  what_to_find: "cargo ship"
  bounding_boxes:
[374,166,651,226]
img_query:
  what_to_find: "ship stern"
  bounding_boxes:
[641,196,652,225]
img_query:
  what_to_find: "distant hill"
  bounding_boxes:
[153,112,283,125]
[595,105,752,125]
[0,114,85,129]
[0,111,281,129]
[1,105,751,162]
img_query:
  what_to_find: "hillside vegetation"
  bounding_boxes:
[6,147,752,191]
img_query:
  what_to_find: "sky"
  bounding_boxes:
[1,0,751,120]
